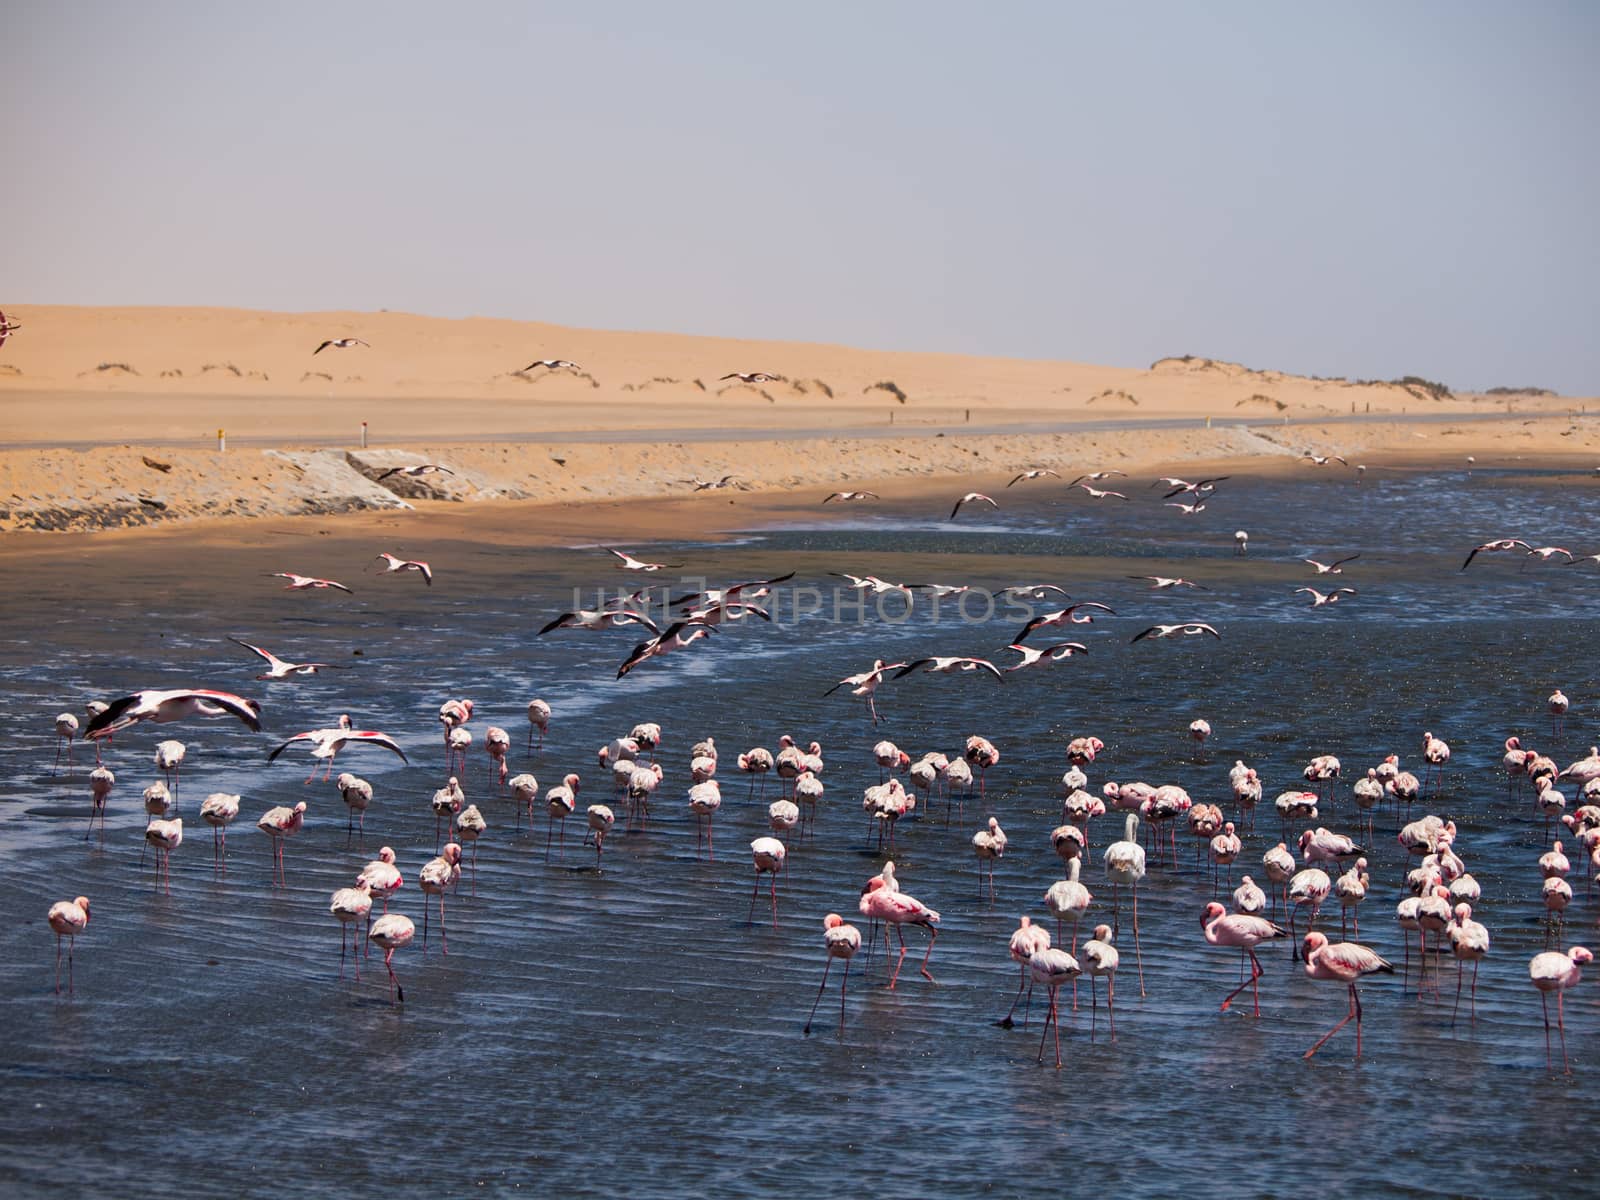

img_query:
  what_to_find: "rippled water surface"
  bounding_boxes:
[3,467,1599,1197]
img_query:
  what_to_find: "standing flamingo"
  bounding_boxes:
[688,780,723,859]
[1029,946,1081,1068]
[1448,902,1490,1023]
[738,747,774,801]
[965,735,1000,802]
[1262,842,1296,919]
[199,793,240,873]
[1081,924,1120,1038]
[369,913,416,1003]
[1201,901,1288,1016]
[1421,731,1451,797]
[53,713,80,776]
[47,896,90,995]
[154,739,186,796]
[337,773,374,845]
[1287,867,1332,958]
[447,726,472,776]
[1044,858,1092,953]
[455,805,487,891]
[747,837,786,928]
[1104,813,1147,996]
[999,915,1052,1029]
[419,843,463,953]
[972,816,1008,901]
[145,817,183,894]
[1334,857,1369,938]
[543,774,579,859]
[585,804,615,866]
[1529,945,1592,1071]
[802,914,862,1037]
[1548,689,1569,740]
[509,772,539,832]
[256,801,306,887]
[329,881,373,978]
[485,726,511,792]
[430,778,463,850]
[86,766,114,845]
[1301,931,1395,1059]
[526,698,551,752]
[859,876,940,988]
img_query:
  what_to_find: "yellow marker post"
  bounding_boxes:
[217,428,226,452]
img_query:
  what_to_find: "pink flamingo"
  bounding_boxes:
[738,747,774,800]
[419,843,463,953]
[454,805,486,891]
[336,773,373,845]
[1529,945,1592,1071]
[485,726,511,791]
[1081,924,1120,1038]
[1448,902,1490,1023]
[145,818,183,894]
[859,876,940,987]
[965,735,1000,801]
[747,837,786,927]
[802,914,862,1037]
[1547,689,1569,739]
[199,793,240,873]
[1029,947,1081,1068]
[526,698,551,752]
[47,896,90,995]
[584,804,615,866]
[369,914,416,1003]
[1301,931,1396,1058]
[256,802,306,887]
[972,816,1008,901]
[1421,730,1451,797]
[1201,900,1288,1015]
[999,915,1052,1029]
[544,774,580,858]
[52,713,80,777]
[689,781,723,859]
[330,881,372,978]
[86,767,114,845]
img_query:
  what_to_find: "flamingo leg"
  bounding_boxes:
[439,892,448,955]
[803,958,834,1035]
[1001,963,1028,1028]
[919,925,938,983]
[1304,984,1358,1059]
[838,958,850,1037]
[54,935,63,995]
[1132,887,1145,997]
[1219,948,1264,1015]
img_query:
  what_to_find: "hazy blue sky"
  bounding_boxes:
[5,2,1596,392]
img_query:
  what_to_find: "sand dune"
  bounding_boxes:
[0,304,1589,535]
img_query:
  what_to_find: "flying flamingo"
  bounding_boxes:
[1529,945,1592,1072]
[527,698,551,752]
[1080,925,1119,1038]
[369,914,416,1003]
[268,572,354,593]
[1201,901,1288,1016]
[1029,946,1082,1068]
[747,837,787,928]
[199,793,240,873]
[47,896,90,996]
[803,914,863,1037]
[419,843,463,953]
[948,492,998,521]
[228,636,347,679]
[257,802,306,886]
[999,915,1052,1029]
[84,688,262,740]
[1104,813,1147,995]
[1300,931,1395,1059]
[374,552,433,586]
[330,881,373,979]
[268,715,409,782]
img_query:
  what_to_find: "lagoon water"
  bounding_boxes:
[2,466,1598,1197]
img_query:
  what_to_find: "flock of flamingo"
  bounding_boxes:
[36,458,1600,1074]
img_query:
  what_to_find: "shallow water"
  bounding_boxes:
[2,467,1599,1197]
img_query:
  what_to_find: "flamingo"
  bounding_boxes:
[256,802,306,886]
[1352,769,1383,841]
[1081,925,1119,1038]
[336,773,374,844]
[1188,718,1212,752]
[447,726,473,776]
[972,817,1008,901]
[948,492,998,521]
[527,698,551,752]
[1548,689,1569,739]
[154,740,186,795]
[47,896,90,995]
[1334,857,1369,938]
[1104,813,1147,995]
[228,636,347,679]
[965,735,1000,801]
[199,793,240,873]
[430,778,463,849]
[1301,932,1395,1059]
[542,774,578,858]
[584,804,615,865]
[268,572,354,593]
[86,766,114,845]
[1044,857,1093,956]
[999,915,1052,1029]
[1422,731,1451,797]
[313,337,369,354]
[1200,901,1288,1016]
[1448,902,1490,1023]
[145,817,183,894]
[368,914,415,1004]
[802,914,862,1037]
[455,806,487,890]
[419,843,463,953]
[1529,945,1593,1072]
[738,747,774,799]
[747,837,786,928]
[374,552,433,586]
[859,876,940,988]
[357,847,404,917]
[85,688,262,740]
[330,882,373,978]
[794,772,824,835]
[1029,947,1082,1068]
[52,713,79,776]
[688,780,722,859]
[269,715,409,783]
[1232,875,1267,916]
[1262,842,1296,919]
[1208,822,1243,891]
[1287,867,1333,958]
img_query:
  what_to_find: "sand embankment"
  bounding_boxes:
[0,305,1590,534]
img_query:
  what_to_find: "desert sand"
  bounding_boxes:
[0,304,1593,536]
